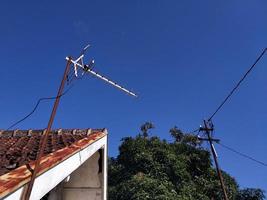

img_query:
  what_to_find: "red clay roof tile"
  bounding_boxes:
[0,128,107,198]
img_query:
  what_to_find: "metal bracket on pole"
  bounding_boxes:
[199,120,229,200]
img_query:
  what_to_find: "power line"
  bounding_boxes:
[208,48,267,121]
[5,61,89,131]
[218,142,267,168]
[67,66,85,84]
[6,81,75,131]
[190,128,200,134]
[169,130,267,169]
[67,71,76,83]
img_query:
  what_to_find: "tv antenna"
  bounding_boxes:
[67,44,137,97]
[23,44,137,200]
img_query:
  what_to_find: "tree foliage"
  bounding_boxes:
[108,125,265,200]
[236,188,265,200]
[140,122,154,138]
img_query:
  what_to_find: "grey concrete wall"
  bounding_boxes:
[62,151,102,200]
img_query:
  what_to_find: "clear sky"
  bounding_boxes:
[0,0,266,191]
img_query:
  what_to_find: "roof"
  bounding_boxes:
[0,128,107,199]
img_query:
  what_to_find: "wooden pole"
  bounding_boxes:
[204,120,229,200]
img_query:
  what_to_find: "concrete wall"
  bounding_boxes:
[62,151,102,200]
[2,135,108,200]
[101,144,107,200]
[46,146,107,200]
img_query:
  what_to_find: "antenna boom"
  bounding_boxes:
[66,57,137,97]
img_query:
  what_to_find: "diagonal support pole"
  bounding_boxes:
[22,57,72,200]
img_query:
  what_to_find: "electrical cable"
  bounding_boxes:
[191,128,200,133]
[67,73,76,84]
[218,142,267,167]
[5,70,79,131]
[208,48,267,121]
[67,66,86,85]
[6,85,74,130]
[67,71,75,84]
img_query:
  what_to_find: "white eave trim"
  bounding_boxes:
[4,135,107,200]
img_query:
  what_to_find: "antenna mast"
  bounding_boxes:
[23,45,137,199]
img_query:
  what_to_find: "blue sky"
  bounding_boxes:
[0,0,267,191]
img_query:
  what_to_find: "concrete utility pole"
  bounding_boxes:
[22,58,72,200]
[201,120,229,200]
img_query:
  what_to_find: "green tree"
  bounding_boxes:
[108,125,264,200]
[140,122,154,138]
[169,126,201,147]
[169,126,183,142]
[236,188,265,200]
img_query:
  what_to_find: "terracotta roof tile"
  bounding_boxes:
[0,128,107,199]
[0,129,106,176]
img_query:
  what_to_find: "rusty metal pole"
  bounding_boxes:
[204,120,229,200]
[22,58,72,200]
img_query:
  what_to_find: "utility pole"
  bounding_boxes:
[22,57,72,200]
[199,120,229,200]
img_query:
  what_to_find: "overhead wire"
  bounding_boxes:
[189,48,267,169]
[190,128,200,134]
[6,85,74,130]
[208,48,267,121]
[217,142,267,168]
[6,68,81,131]
[67,71,76,84]
[167,129,267,168]
[193,128,267,168]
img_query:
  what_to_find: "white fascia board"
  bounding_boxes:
[4,135,107,200]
